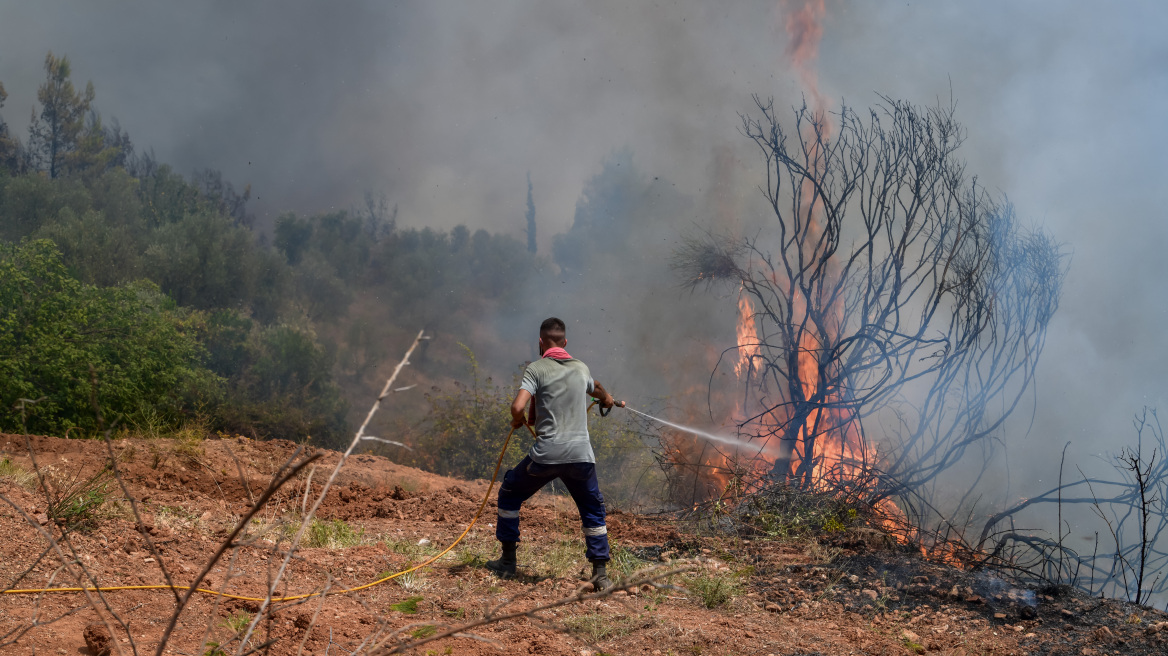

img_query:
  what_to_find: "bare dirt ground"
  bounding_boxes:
[0,434,1165,656]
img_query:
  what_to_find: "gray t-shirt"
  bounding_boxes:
[520,357,595,464]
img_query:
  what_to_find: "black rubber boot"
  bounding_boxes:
[589,560,614,592]
[486,541,517,578]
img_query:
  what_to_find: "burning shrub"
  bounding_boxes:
[663,95,1065,564]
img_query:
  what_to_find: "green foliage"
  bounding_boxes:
[142,209,268,310]
[0,53,544,448]
[410,625,437,639]
[303,518,363,549]
[45,464,113,529]
[390,595,423,614]
[218,321,348,444]
[609,544,650,582]
[28,52,95,179]
[222,610,253,634]
[407,347,527,480]
[528,539,585,579]
[0,240,220,435]
[687,570,742,609]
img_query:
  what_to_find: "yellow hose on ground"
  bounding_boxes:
[2,424,533,602]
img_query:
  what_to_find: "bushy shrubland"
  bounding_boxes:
[0,240,218,434]
[0,53,539,446]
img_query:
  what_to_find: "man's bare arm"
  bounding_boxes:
[511,389,532,428]
[589,380,624,410]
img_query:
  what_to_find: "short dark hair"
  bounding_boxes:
[540,317,566,339]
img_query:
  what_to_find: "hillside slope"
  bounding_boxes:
[0,434,1164,655]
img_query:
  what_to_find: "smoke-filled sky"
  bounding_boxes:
[2,1,1167,488]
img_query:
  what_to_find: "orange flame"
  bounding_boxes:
[650,0,965,567]
[735,293,759,380]
[781,0,828,112]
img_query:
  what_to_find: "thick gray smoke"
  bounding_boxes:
[3,1,1167,509]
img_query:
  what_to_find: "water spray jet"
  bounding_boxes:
[604,402,782,458]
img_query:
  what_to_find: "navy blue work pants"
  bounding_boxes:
[496,456,609,562]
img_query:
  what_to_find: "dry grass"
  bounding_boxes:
[0,457,36,489]
[156,504,205,533]
[393,571,432,592]
[561,610,647,642]
[526,539,586,579]
[686,569,742,609]
[386,537,441,564]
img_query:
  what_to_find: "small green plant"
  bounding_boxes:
[128,405,168,440]
[0,458,36,489]
[46,465,113,529]
[456,548,488,568]
[390,595,423,614]
[222,610,252,634]
[687,570,742,609]
[902,636,925,654]
[609,545,649,582]
[411,625,437,639]
[304,518,364,548]
[202,642,228,656]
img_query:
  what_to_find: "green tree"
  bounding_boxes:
[64,111,123,179]
[0,80,24,174]
[142,210,260,310]
[0,240,220,435]
[216,322,349,445]
[410,348,525,479]
[27,52,94,178]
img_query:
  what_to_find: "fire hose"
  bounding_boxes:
[2,398,627,601]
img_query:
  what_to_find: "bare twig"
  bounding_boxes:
[239,330,427,650]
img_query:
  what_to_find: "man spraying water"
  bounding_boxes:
[486,317,624,590]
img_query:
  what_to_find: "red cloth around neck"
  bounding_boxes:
[542,346,572,360]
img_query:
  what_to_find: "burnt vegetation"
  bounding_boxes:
[673,95,1168,614]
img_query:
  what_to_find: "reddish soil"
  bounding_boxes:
[0,433,1165,655]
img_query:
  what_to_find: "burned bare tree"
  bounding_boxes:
[676,95,1064,507]
[977,408,1168,604]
